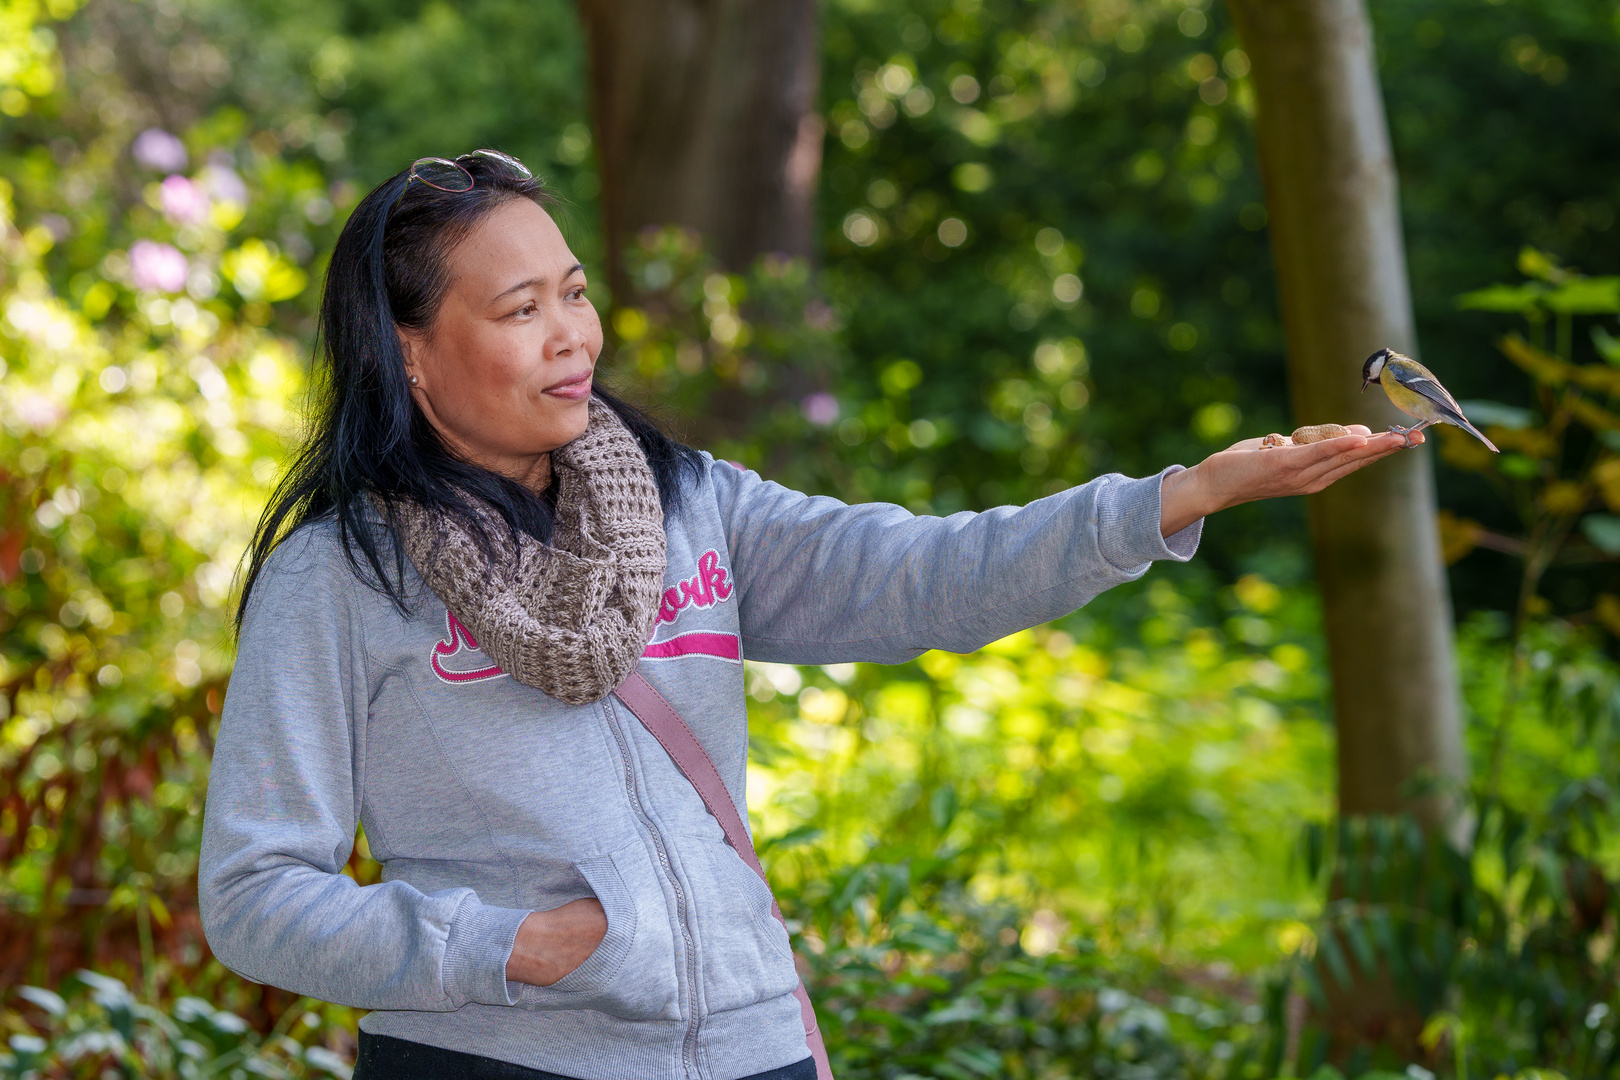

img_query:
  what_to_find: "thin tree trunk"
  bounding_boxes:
[1225,0,1466,830]
[577,0,821,298]
[1226,0,1468,1054]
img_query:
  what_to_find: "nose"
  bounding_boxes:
[546,312,590,362]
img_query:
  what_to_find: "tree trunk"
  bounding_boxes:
[1226,0,1468,1054]
[577,0,821,298]
[1225,0,1466,831]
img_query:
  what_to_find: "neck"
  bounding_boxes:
[500,452,553,494]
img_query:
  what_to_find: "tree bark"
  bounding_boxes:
[577,0,821,297]
[1224,0,1466,826]
[1226,0,1467,1052]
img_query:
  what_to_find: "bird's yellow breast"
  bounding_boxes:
[1380,365,1446,423]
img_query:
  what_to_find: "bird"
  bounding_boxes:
[1361,347,1499,453]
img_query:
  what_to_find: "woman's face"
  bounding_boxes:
[399,198,602,489]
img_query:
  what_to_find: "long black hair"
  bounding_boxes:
[236,151,702,631]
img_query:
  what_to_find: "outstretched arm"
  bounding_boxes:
[710,457,1203,666]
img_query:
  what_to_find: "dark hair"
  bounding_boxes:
[236,151,702,630]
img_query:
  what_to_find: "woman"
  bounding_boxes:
[198,150,1411,1080]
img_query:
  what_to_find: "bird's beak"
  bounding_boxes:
[1360,380,1369,393]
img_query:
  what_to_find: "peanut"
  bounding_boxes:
[1289,424,1351,444]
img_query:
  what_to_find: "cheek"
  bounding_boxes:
[582,308,604,361]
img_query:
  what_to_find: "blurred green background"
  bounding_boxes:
[3,0,1620,1076]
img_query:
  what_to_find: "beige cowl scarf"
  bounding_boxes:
[390,397,667,704]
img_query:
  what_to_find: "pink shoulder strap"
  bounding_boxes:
[614,670,833,1080]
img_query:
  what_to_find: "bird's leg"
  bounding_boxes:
[1386,420,1434,448]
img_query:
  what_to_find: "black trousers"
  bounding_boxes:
[354,1032,816,1080]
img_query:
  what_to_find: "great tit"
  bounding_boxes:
[1361,348,1499,452]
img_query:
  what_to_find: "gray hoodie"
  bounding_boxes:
[198,455,1201,1080]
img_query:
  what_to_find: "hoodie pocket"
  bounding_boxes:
[683,837,801,1015]
[513,841,681,1020]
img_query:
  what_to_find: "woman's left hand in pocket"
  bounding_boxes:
[505,898,608,987]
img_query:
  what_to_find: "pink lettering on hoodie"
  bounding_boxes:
[657,550,733,625]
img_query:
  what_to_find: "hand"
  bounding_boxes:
[505,898,607,986]
[1159,425,1419,536]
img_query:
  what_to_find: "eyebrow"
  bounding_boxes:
[489,263,585,303]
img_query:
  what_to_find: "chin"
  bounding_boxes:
[557,401,592,441]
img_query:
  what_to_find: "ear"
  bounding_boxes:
[397,327,423,387]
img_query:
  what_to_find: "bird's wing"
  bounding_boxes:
[1388,361,1469,421]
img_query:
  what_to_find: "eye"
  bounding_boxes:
[567,285,587,301]
[513,301,537,318]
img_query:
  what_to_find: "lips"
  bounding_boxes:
[543,370,593,400]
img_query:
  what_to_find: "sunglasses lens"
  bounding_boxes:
[411,158,474,192]
[467,149,532,180]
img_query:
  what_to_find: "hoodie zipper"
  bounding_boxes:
[604,700,704,1078]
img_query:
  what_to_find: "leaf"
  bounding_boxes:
[1500,334,1571,386]
[1546,277,1620,315]
[1457,283,1547,313]
[946,1045,1005,1077]
[1296,961,1327,1009]
[1315,928,1353,988]
[929,784,958,831]
[1301,821,1326,882]
[1582,515,1620,555]
[1369,909,1406,983]
[1344,918,1378,977]
[1519,245,1567,284]
[1568,364,1620,396]
[1456,400,1534,429]
[759,824,822,853]
[1595,325,1620,366]
[17,985,67,1017]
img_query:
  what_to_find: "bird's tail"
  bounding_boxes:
[1450,415,1499,453]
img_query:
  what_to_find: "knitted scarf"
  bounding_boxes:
[391,397,667,704]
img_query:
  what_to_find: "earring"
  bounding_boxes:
[409,375,419,386]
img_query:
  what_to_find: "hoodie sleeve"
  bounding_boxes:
[198,525,530,1012]
[708,458,1203,665]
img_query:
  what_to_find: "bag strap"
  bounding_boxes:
[614,669,833,1080]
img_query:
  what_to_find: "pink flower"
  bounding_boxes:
[200,163,247,206]
[159,175,210,224]
[130,240,189,293]
[801,392,840,427]
[132,129,187,172]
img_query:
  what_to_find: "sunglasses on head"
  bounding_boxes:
[405,148,533,194]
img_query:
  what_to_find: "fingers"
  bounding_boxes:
[1299,434,1417,490]
[1308,456,1386,491]
[1289,432,1373,466]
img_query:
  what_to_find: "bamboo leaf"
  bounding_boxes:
[1370,909,1406,985]
[1296,960,1328,1009]
[1344,917,1378,977]
[1316,928,1353,988]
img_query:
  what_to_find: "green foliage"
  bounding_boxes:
[0,0,336,991]
[749,577,1334,970]
[1286,618,1620,1079]
[0,972,355,1078]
